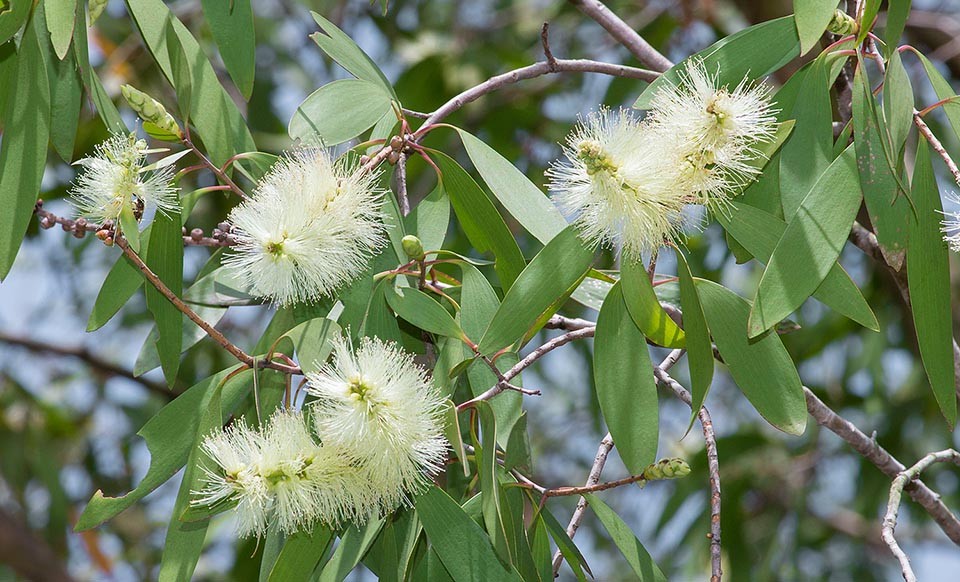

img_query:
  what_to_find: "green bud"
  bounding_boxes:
[120,84,181,138]
[401,235,425,260]
[642,457,691,481]
[827,9,858,36]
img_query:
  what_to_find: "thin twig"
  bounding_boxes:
[804,387,960,545]
[182,134,250,201]
[568,0,674,72]
[882,449,960,581]
[395,151,410,216]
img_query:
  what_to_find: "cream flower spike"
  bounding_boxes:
[940,192,960,252]
[305,335,449,514]
[224,149,386,306]
[69,132,179,224]
[646,59,777,207]
[546,108,687,259]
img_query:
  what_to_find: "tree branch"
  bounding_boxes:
[568,0,674,72]
[882,449,960,581]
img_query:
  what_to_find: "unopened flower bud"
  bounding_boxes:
[190,228,204,242]
[389,135,404,151]
[39,217,54,229]
[104,236,114,246]
[642,457,691,481]
[96,229,110,240]
[827,9,858,35]
[121,84,181,137]
[401,235,425,260]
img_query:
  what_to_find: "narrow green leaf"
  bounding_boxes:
[360,278,403,345]
[884,0,912,54]
[717,201,879,331]
[309,11,396,98]
[134,304,227,377]
[794,0,840,55]
[165,19,193,121]
[125,0,255,167]
[433,152,526,289]
[385,285,464,340]
[267,523,334,581]
[0,0,31,45]
[73,0,126,133]
[0,10,50,280]
[87,253,144,331]
[749,145,862,337]
[908,141,956,426]
[442,400,469,477]
[883,49,914,157]
[75,367,252,530]
[258,529,284,582]
[620,259,685,348]
[316,517,385,582]
[527,514,552,582]
[912,49,960,142]
[45,0,76,60]
[675,251,713,434]
[404,183,449,254]
[852,61,910,270]
[144,208,184,386]
[583,494,666,581]
[38,2,82,161]
[415,487,521,582]
[697,279,806,435]
[475,401,511,564]
[539,508,590,581]
[477,226,594,355]
[634,16,799,109]
[275,317,340,376]
[454,128,566,244]
[857,0,882,44]
[503,412,531,472]
[595,282,659,474]
[201,0,255,99]
[289,79,393,145]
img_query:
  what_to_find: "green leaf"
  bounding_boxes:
[75,367,253,530]
[475,401,511,564]
[583,494,666,581]
[0,10,50,280]
[634,16,799,109]
[267,523,334,581]
[361,279,403,345]
[134,303,227,378]
[415,487,521,582]
[316,517,385,582]
[165,19,193,121]
[852,61,910,270]
[144,208,184,386]
[527,514,552,582]
[73,1,126,133]
[717,201,878,331]
[309,12,396,99]
[404,183,449,254]
[884,0,911,53]
[883,49,914,158]
[39,2,82,161]
[442,400,469,477]
[158,372,249,582]
[454,128,567,244]
[912,48,960,144]
[433,151,526,289]
[0,0,31,45]
[201,0,255,99]
[620,259,685,348]
[275,317,341,376]
[477,226,594,356]
[697,280,806,435]
[675,250,713,434]
[908,141,956,426]
[749,145,862,337]
[125,0,255,167]
[87,253,144,331]
[857,0,881,44]
[594,281,659,474]
[503,411,531,472]
[794,0,840,55]
[539,508,590,581]
[45,0,75,60]
[289,79,393,145]
[385,285,465,340]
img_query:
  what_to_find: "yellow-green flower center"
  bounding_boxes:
[577,140,619,176]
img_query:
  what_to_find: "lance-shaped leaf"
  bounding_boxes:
[620,259,685,348]
[749,145,862,337]
[45,0,76,60]
[634,16,799,109]
[289,79,393,145]
[274,317,341,376]
[883,49,914,158]
[584,494,667,581]
[477,226,594,355]
[675,250,713,434]
[698,280,806,435]
[908,141,957,426]
[794,0,840,55]
[385,285,465,340]
[201,0,255,99]
[316,517,385,582]
[310,11,396,99]
[852,60,910,270]
[718,201,878,332]
[595,282,659,474]
[475,401,511,564]
[144,207,184,386]
[267,524,335,581]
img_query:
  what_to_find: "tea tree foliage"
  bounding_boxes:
[3,1,960,580]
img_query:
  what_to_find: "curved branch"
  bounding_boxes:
[568,0,674,72]
[882,449,960,581]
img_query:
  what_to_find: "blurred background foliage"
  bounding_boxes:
[2,0,960,580]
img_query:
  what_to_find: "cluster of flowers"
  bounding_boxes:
[547,59,778,259]
[193,335,449,537]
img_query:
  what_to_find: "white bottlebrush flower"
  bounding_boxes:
[258,409,372,532]
[306,335,448,513]
[192,420,272,538]
[546,108,687,259]
[69,132,179,224]
[224,150,386,306]
[645,59,777,207]
[941,192,960,252]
